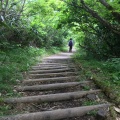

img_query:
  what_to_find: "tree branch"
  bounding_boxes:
[99,0,120,22]
[80,0,120,35]
[17,0,26,20]
[4,0,9,13]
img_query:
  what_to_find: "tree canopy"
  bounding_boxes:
[0,0,120,58]
[58,0,120,59]
[0,0,67,49]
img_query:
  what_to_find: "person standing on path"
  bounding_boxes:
[68,38,73,52]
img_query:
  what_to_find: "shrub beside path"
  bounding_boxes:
[0,51,115,120]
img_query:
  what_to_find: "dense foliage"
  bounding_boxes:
[0,0,67,50]
[0,0,68,106]
[1,0,120,56]
[73,52,120,104]
[0,0,68,91]
[59,0,120,59]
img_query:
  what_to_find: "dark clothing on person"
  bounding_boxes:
[68,39,73,52]
[69,45,72,52]
[69,40,73,46]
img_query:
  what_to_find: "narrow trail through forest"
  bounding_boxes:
[1,52,112,120]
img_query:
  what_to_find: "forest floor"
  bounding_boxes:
[0,51,119,120]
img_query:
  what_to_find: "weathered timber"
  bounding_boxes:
[32,64,74,69]
[17,81,89,92]
[29,72,77,78]
[31,66,69,70]
[5,90,101,104]
[29,68,75,74]
[37,63,69,65]
[32,63,69,67]
[0,104,110,120]
[23,76,79,84]
[32,66,68,69]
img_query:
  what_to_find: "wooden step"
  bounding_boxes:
[37,63,69,65]
[32,63,69,67]
[23,76,79,84]
[31,66,69,70]
[5,90,101,104]
[29,68,75,74]
[29,72,77,78]
[17,81,90,92]
[0,104,110,120]
[32,64,74,69]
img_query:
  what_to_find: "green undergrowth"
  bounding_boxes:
[73,51,120,105]
[0,46,64,116]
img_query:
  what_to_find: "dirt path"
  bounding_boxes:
[1,52,113,120]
